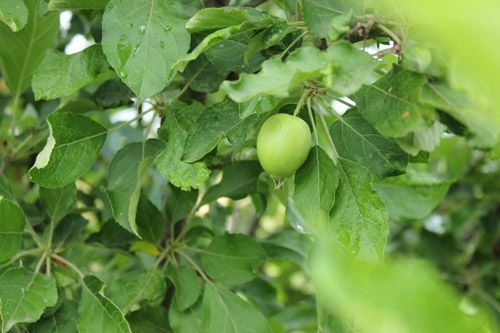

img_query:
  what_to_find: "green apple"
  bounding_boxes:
[257,113,312,177]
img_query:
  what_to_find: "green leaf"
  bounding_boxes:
[127,306,169,333]
[77,275,131,333]
[29,113,107,188]
[183,54,228,93]
[32,45,109,101]
[375,176,449,221]
[31,299,78,333]
[182,98,241,162]
[185,7,272,33]
[39,183,77,224]
[291,146,338,232]
[165,265,202,311]
[222,47,328,102]
[0,267,58,332]
[105,139,164,236]
[302,0,349,38]
[106,270,166,314]
[374,165,451,220]
[52,214,88,248]
[202,161,262,204]
[204,32,264,74]
[165,186,198,224]
[0,197,26,262]
[48,0,110,10]
[102,0,190,101]
[329,109,409,177]
[260,230,313,269]
[156,102,211,190]
[355,67,437,137]
[310,242,494,333]
[330,158,388,258]
[0,0,58,95]
[200,233,266,286]
[202,283,273,333]
[0,0,28,31]
[173,25,246,73]
[136,196,165,243]
[169,298,204,333]
[420,82,498,147]
[325,41,378,96]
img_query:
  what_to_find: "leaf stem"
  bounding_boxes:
[0,248,44,270]
[51,253,84,279]
[177,250,211,283]
[315,98,340,163]
[24,223,45,250]
[293,89,309,117]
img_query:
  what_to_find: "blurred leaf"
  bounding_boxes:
[200,233,266,286]
[156,102,211,190]
[0,267,58,332]
[29,113,107,188]
[223,47,329,102]
[202,283,273,333]
[102,0,189,101]
[330,158,388,258]
[182,98,240,162]
[77,275,131,333]
[310,242,495,333]
[0,0,28,31]
[105,139,164,236]
[326,41,378,96]
[106,270,166,314]
[32,45,109,101]
[202,161,262,204]
[355,67,437,137]
[40,183,77,224]
[0,197,26,262]
[165,265,202,311]
[48,0,110,10]
[0,0,58,95]
[330,109,409,177]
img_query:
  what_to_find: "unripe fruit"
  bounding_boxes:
[257,113,312,177]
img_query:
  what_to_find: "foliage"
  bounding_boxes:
[0,0,499,332]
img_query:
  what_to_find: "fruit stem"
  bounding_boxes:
[293,90,309,117]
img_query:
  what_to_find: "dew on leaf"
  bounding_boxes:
[139,25,146,33]
[164,25,172,32]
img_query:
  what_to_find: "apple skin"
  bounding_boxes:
[257,113,312,177]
